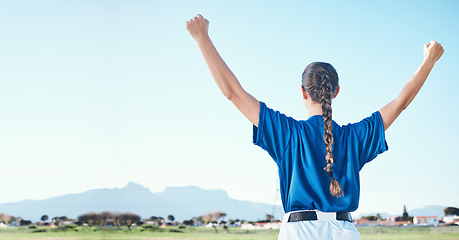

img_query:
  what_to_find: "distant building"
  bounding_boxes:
[354,218,371,226]
[385,216,410,225]
[442,215,459,224]
[413,216,438,226]
[387,216,402,222]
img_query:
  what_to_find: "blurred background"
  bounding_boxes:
[0,0,458,218]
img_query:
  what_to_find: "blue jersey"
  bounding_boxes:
[253,102,388,213]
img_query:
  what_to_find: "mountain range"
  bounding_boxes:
[0,182,448,222]
[0,182,284,222]
[357,204,447,220]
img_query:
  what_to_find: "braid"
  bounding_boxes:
[319,72,343,198]
[302,62,342,197]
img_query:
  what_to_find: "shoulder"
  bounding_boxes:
[340,111,383,130]
[337,111,387,153]
[259,101,300,125]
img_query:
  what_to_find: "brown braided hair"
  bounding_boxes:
[302,62,343,197]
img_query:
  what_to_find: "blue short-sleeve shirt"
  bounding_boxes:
[253,102,388,213]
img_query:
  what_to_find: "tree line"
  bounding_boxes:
[3,206,459,227]
[0,210,231,230]
[77,212,141,230]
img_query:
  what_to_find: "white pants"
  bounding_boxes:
[278,210,361,240]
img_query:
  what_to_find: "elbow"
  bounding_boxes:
[224,92,234,101]
[223,85,244,101]
[394,98,409,112]
[401,99,412,111]
[223,87,239,101]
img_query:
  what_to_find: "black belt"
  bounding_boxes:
[288,210,353,223]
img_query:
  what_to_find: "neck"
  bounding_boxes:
[307,101,323,118]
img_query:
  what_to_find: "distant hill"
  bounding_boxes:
[0,182,448,222]
[0,182,284,222]
[409,205,447,218]
[357,205,448,219]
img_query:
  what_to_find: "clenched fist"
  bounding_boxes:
[186,14,210,42]
[424,40,444,63]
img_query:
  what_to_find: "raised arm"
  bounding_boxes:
[379,40,444,131]
[186,14,260,127]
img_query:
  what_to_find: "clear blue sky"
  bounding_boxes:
[0,0,458,218]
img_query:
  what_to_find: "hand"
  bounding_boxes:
[424,40,444,63]
[186,14,210,42]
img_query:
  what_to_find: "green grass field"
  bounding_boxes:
[358,226,459,240]
[1,226,459,240]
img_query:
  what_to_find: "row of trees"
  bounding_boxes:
[10,206,459,227]
[77,212,141,230]
[196,211,227,224]
[1,210,266,228]
[0,211,227,227]
[76,211,229,230]
[0,213,74,226]
[0,213,34,226]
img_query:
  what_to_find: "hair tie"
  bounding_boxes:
[327,170,334,179]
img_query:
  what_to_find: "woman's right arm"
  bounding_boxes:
[186,14,260,127]
[379,40,444,131]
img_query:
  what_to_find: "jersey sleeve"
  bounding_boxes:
[252,102,295,163]
[352,111,389,169]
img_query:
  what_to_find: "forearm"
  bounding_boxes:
[380,58,437,130]
[395,58,435,110]
[196,36,244,100]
